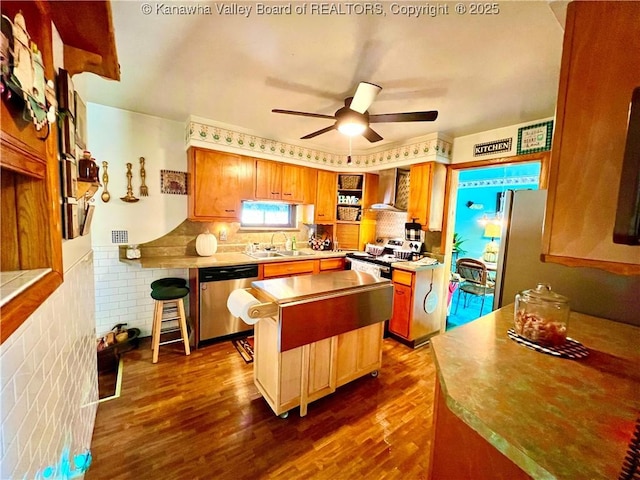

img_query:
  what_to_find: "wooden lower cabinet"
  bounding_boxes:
[254,320,383,417]
[389,269,414,339]
[335,322,383,387]
[262,260,317,278]
[319,257,345,272]
[429,378,530,480]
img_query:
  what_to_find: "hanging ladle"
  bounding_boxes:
[101,161,110,202]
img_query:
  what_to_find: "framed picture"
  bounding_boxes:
[64,200,80,239]
[81,204,95,236]
[160,169,188,194]
[62,158,78,198]
[517,120,554,155]
[60,114,76,158]
[74,91,87,149]
[57,68,75,119]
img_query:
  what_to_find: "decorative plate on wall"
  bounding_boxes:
[160,169,187,195]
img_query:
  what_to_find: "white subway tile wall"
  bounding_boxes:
[93,246,189,338]
[0,252,97,478]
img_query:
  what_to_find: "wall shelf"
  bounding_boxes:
[76,180,100,201]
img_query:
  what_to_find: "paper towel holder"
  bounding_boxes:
[242,288,278,319]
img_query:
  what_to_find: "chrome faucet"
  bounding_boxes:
[270,231,288,250]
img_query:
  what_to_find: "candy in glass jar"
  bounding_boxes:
[514,283,570,347]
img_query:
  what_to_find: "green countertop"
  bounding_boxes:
[430,306,639,479]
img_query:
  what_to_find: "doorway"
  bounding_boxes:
[443,152,550,330]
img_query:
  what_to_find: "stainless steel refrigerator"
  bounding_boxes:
[493,189,640,325]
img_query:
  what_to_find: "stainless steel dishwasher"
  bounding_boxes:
[199,264,259,344]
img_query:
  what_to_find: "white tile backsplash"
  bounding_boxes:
[92,246,188,337]
[0,251,97,479]
[375,210,407,239]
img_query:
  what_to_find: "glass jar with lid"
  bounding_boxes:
[514,283,570,346]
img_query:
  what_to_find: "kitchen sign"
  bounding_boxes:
[473,138,512,157]
[517,120,554,154]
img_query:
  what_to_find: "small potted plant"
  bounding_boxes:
[452,233,467,271]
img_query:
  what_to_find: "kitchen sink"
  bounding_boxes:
[245,250,313,259]
[245,251,282,259]
[275,251,313,257]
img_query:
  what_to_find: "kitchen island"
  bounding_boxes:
[248,270,393,417]
[429,306,639,479]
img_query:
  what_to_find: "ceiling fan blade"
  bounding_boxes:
[349,82,382,114]
[362,127,383,143]
[272,109,335,120]
[369,111,439,123]
[301,125,336,139]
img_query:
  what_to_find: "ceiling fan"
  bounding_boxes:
[272,82,438,143]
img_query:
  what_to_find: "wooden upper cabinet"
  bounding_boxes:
[188,148,254,221]
[408,162,446,231]
[255,159,282,200]
[542,1,640,275]
[281,164,304,203]
[255,160,304,203]
[303,167,318,204]
[315,170,337,223]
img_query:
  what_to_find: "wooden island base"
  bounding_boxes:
[254,319,383,417]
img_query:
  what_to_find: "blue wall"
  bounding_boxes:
[453,163,541,262]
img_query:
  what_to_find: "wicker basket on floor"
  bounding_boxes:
[338,206,359,221]
[340,175,360,190]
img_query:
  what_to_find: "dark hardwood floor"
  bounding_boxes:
[87,336,436,479]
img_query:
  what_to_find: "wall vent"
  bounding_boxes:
[111,230,129,244]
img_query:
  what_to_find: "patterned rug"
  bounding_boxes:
[232,336,254,363]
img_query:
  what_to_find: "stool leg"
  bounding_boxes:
[177,298,191,356]
[151,300,160,353]
[152,300,164,364]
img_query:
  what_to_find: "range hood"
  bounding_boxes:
[370,168,410,211]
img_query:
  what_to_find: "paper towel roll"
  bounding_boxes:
[227,289,261,325]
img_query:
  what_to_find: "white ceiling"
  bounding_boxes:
[84,1,566,154]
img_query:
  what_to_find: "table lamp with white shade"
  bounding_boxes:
[483,222,501,262]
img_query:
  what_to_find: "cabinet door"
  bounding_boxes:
[305,338,335,400]
[255,159,282,200]
[336,223,359,250]
[408,162,446,231]
[262,260,317,279]
[303,168,318,204]
[319,257,345,272]
[390,283,412,339]
[188,149,253,220]
[315,170,337,223]
[542,1,640,274]
[408,163,431,227]
[335,323,383,387]
[281,164,304,203]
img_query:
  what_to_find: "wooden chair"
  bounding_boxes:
[455,258,495,316]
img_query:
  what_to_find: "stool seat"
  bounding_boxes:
[150,279,190,364]
[151,277,187,290]
[151,286,189,301]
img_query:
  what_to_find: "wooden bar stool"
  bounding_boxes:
[150,281,190,364]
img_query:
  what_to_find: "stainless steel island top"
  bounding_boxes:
[251,269,391,305]
[250,270,393,352]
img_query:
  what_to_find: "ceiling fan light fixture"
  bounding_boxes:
[337,120,366,136]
